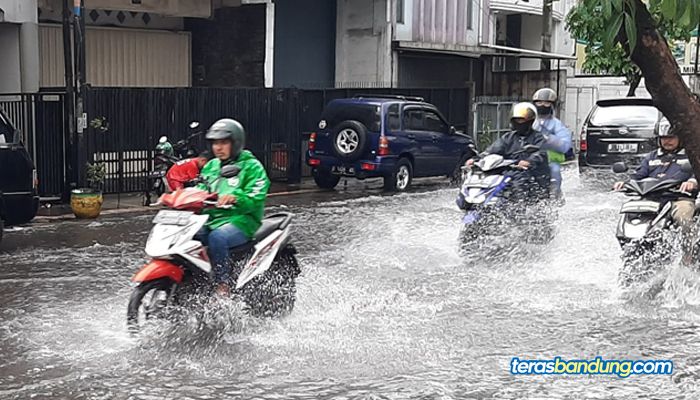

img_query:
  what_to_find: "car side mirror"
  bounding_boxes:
[220,164,241,178]
[612,162,628,173]
[680,160,693,174]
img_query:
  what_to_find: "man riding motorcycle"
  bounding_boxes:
[466,102,551,198]
[613,117,697,264]
[532,88,572,199]
[196,118,271,296]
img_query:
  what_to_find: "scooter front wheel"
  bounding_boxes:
[127,278,175,334]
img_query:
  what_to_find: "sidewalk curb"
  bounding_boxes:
[33,187,325,223]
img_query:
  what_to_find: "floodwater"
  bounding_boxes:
[2,170,700,399]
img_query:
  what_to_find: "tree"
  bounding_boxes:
[566,0,700,177]
[567,0,697,96]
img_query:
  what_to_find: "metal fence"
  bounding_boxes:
[472,96,522,151]
[4,86,473,196]
[0,93,67,197]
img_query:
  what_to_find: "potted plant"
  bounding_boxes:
[70,162,106,219]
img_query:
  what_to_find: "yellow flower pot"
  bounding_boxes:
[70,189,103,219]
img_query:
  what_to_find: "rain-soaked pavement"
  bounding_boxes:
[3,171,700,399]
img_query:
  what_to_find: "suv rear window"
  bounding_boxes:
[590,105,659,127]
[0,112,15,144]
[321,103,381,132]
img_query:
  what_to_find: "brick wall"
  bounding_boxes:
[187,5,266,87]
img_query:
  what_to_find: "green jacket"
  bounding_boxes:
[198,150,271,238]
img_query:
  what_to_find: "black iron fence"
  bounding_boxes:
[4,86,472,196]
[0,93,68,197]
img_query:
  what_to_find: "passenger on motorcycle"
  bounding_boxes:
[613,117,697,263]
[532,88,572,199]
[466,102,551,198]
[196,118,271,296]
[165,151,211,191]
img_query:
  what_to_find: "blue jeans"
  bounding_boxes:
[549,162,562,196]
[195,223,249,283]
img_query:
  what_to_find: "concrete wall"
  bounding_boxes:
[335,0,392,86]
[0,0,38,23]
[187,5,267,87]
[273,0,336,88]
[0,0,39,93]
[0,23,21,93]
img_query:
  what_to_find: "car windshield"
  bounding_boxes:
[590,105,658,126]
[321,102,381,132]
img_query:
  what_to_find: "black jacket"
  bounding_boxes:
[483,129,550,190]
[630,148,696,184]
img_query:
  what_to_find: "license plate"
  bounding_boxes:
[332,166,355,175]
[608,143,638,153]
[153,210,193,225]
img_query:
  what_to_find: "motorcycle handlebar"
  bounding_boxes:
[202,200,233,209]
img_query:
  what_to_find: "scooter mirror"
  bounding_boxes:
[189,121,200,129]
[612,162,628,173]
[159,136,168,144]
[221,164,241,178]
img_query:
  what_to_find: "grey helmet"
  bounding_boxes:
[533,88,557,103]
[533,88,557,116]
[657,116,672,137]
[206,118,246,160]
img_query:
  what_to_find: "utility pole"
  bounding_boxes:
[62,0,76,199]
[73,0,87,186]
[541,0,553,71]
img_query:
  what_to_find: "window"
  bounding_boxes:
[387,104,401,131]
[0,112,13,144]
[397,0,405,24]
[403,109,425,131]
[590,105,659,128]
[425,111,448,133]
[467,0,473,30]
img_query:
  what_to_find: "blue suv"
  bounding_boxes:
[306,96,476,191]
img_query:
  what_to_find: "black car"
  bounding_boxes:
[0,109,39,227]
[578,98,661,170]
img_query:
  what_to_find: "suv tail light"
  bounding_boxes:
[378,136,390,156]
[579,127,587,152]
[309,132,317,151]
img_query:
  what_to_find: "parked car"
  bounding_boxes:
[578,98,661,171]
[306,95,476,191]
[0,108,40,226]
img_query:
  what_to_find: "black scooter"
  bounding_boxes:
[142,122,203,206]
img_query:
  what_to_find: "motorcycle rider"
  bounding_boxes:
[165,151,211,191]
[613,117,697,264]
[532,88,572,199]
[466,102,551,198]
[196,118,271,296]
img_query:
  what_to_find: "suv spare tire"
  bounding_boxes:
[331,120,368,162]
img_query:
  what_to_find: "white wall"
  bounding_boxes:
[0,0,38,23]
[335,0,392,86]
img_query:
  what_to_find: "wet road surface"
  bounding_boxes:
[2,172,700,399]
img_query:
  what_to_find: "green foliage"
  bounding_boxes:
[566,0,699,92]
[86,162,106,192]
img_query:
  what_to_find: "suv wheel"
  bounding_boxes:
[332,121,368,162]
[384,158,413,192]
[312,169,341,190]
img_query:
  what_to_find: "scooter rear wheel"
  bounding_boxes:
[127,278,175,334]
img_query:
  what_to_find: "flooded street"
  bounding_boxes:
[3,171,700,399]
